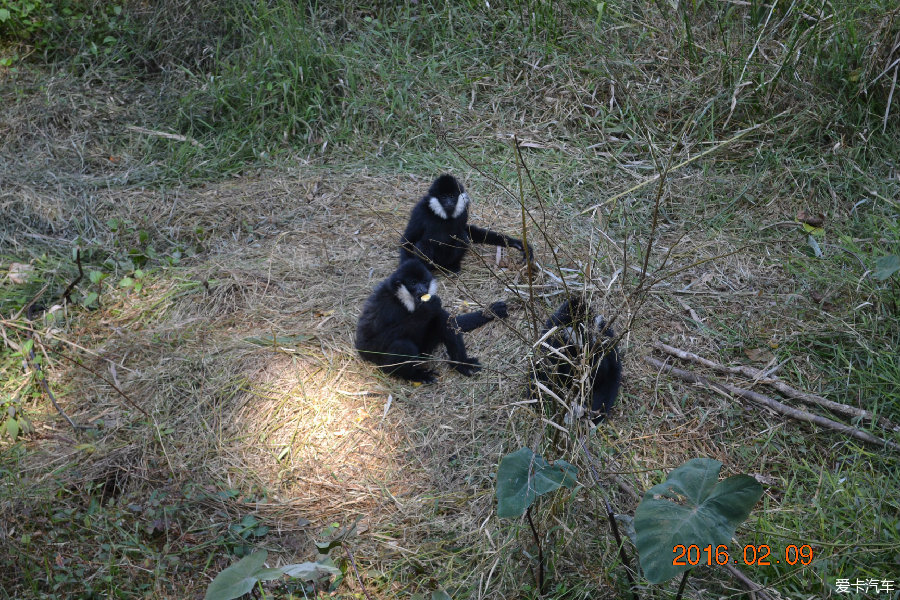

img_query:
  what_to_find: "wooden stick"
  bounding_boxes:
[644,356,900,452]
[654,342,899,431]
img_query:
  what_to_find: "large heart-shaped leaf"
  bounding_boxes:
[205,550,282,600]
[634,458,763,584]
[496,447,577,519]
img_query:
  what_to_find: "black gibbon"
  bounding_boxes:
[399,174,532,273]
[532,297,622,423]
[355,258,507,383]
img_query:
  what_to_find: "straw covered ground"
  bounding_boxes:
[7,161,888,598]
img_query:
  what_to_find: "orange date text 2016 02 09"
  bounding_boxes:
[672,544,814,567]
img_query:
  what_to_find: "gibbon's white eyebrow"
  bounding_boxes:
[395,284,416,312]
[427,278,438,296]
[452,193,469,218]
[428,197,448,220]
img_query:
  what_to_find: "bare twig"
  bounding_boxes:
[724,564,776,600]
[342,544,375,600]
[525,506,545,595]
[654,341,899,431]
[645,356,900,452]
[55,353,151,419]
[60,249,84,306]
[580,124,763,215]
[578,437,638,600]
[125,124,204,148]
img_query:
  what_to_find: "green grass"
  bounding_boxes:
[2,0,899,598]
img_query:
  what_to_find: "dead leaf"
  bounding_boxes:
[797,210,825,228]
[744,347,775,363]
[7,262,33,284]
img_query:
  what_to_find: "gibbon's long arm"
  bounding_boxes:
[467,225,533,262]
[452,301,508,333]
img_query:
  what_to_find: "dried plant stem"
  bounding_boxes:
[525,506,545,595]
[343,544,375,600]
[55,352,151,419]
[654,342,898,431]
[645,357,900,452]
[578,437,638,600]
[580,124,763,215]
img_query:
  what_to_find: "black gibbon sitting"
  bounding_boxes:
[399,174,533,273]
[532,297,622,423]
[356,258,508,383]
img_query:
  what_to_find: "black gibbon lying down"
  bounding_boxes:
[356,258,508,383]
[399,174,532,273]
[532,297,622,423]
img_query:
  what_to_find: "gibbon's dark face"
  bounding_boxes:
[394,260,439,312]
[426,174,469,221]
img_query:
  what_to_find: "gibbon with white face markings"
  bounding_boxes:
[532,297,622,423]
[400,174,533,274]
[355,258,508,383]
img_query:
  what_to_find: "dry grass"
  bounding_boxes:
[3,162,848,598]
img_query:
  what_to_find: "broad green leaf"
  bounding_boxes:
[874,255,900,281]
[634,458,763,584]
[432,591,453,600]
[801,223,824,236]
[0,9,10,22]
[496,448,577,519]
[83,292,99,307]
[281,561,341,581]
[204,550,274,600]
[119,277,134,288]
[6,418,19,440]
[89,270,104,284]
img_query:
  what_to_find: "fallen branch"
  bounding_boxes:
[654,342,899,431]
[645,356,900,452]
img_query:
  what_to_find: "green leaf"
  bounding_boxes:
[6,418,20,440]
[21,338,34,356]
[801,223,824,236]
[634,458,763,584]
[134,269,145,279]
[0,9,10,22]
[280,561,341,581]
[204,550,277,600]
[119,277,134,288]
[496,447,577,519]
[432,591,453,600]
[83,292,99,307]
[874,255,900,281]
[89,270,104,284]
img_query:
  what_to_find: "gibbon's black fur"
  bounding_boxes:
[356,258,508,383]
[400,174,532,273]
[532,297,622,423]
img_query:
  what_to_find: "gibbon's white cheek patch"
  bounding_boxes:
[428,196,449,220]
[452,193,469,218]
[396,284,416,312]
